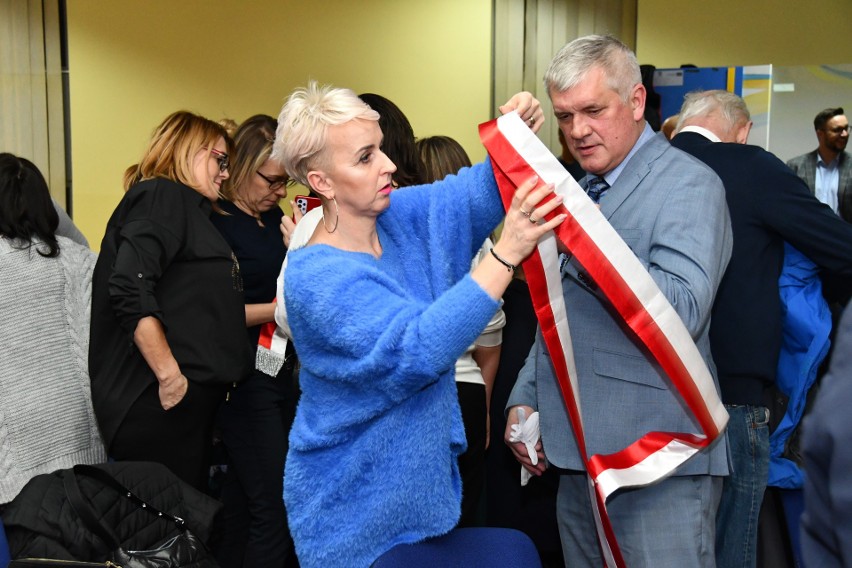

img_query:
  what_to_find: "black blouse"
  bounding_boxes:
[211,199,286,349]
[89,178,252,446]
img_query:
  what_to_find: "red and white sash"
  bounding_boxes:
[256,299,289,378]
[479,113,728,567]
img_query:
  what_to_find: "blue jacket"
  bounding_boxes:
[769,245,831,488]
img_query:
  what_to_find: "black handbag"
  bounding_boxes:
[7,464,218,568]
[59,465,217,568]
[9,560,119,567]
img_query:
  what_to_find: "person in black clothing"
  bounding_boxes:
[670,89,852,568]
[486,270,564,567]
[640,63,662,132]
[89,111,252,491]
[801,305,852,567]
[416,134,505,529]
[358,93,424,188]
[556,129,585,182]
[211,114,299,567]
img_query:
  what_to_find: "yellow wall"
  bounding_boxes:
[66,0,493,246]
[68,0,852,245]
[636,0,852,67]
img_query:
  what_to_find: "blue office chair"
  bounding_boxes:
[0,517,11,568]
[372,527,542,568]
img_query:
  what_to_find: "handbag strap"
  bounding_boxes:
[63,464,188,549]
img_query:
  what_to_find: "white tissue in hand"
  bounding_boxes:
[509,409,540,486]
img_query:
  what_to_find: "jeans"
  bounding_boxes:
[715,404,770,568]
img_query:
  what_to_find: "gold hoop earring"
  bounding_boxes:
[323,197,339,234]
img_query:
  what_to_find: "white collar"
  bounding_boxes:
[679,125,721,143]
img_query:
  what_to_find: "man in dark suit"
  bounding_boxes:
[786,107,852,222]
[671,90,852,568]
[506,36,732,567]
[801,305,852,567]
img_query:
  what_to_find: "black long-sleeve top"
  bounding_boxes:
[210,199,286,349]
[89,178,252,446]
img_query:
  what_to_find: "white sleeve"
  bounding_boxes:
[274,208,324,335]
[471,238,506,347]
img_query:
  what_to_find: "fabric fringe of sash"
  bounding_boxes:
[479,113,728,567]
[256,299,288,378]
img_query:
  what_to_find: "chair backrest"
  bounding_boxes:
[1,517,11,568]
[372,527,542,568]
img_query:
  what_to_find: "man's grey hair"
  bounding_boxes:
[676,90,751,132]
[544,35,641,101]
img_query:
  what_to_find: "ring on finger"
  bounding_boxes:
[528,116,536,126]
[519,207,531,218]
[529,215,539,224]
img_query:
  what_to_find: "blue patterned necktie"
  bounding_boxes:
[586,176,610,203]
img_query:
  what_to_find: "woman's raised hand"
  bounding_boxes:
[280,200,304,248]
[498,92,545,134]
[492,175,566,265]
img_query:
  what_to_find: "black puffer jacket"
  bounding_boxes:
[3,461,221,562]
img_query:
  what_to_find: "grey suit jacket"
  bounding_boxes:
[786,149,852,222]
[507,133,732,476]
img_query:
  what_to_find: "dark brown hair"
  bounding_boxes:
[0,153,60,257]
[814,107,845,131]
[416,136,472,183]
[359,93,423,187]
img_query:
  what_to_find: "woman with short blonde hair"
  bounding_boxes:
[273,82,562,567]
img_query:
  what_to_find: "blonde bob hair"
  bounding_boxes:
[123,110,231,192]
[272,81,379,187]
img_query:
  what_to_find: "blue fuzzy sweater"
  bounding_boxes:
[284,162,502,567]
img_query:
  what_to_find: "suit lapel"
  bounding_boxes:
[839,152,852,219]
[806,151,819,194]
[600,134,667,218]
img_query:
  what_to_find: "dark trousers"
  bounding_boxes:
[110,380,225,492]
[457,381,487,528]
[214,368,300,568]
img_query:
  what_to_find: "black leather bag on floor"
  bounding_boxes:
[62,465,217,568]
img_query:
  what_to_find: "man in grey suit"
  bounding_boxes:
[504,35,732,567]
[786,107,852,222]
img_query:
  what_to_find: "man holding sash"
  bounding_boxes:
[505,35,732,567]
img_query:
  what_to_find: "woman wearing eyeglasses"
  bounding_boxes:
[210,114,299,567]
[89,110,253,491]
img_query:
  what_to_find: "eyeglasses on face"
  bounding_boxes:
[825,125,850,135]
[209,148,230,172]
[256,170,289,191]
